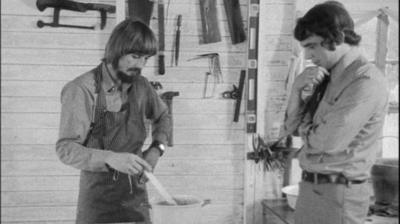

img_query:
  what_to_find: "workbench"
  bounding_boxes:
[107,222,145,224]
[262,199,399,224]
[262,199,294,224]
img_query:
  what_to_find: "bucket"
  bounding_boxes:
[371,158,399,206]
[151,195,210,224]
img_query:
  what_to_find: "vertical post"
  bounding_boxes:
[246,1,259,133]
[244,1,259,224]
[375,9,389,74]
[375,9,389,158]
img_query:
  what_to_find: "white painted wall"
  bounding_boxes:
[1,0,248,223]
[1,0,398,223]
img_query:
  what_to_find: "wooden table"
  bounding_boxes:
[106,222,145,224]
[262,199,398,224]
[262,199,294,224]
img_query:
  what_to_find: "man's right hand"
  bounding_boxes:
[104,152,152,175]
[293,66,329,92]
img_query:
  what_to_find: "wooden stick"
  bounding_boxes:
[144,171,177,205]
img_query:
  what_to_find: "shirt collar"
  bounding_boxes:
[329,47,362,82]
[101,63,132,92]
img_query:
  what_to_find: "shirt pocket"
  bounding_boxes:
[105,93,122,112]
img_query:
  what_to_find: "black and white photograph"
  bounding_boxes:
[1,0,398,223]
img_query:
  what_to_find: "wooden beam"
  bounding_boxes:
[375,9,389,73]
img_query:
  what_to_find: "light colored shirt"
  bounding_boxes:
[285,48,389,180]
[56,63,170,172]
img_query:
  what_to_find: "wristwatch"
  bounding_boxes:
[149,140,165,156]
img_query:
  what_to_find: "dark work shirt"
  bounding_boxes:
[56,63,170,172]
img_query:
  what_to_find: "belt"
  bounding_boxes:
[302,171,366,185]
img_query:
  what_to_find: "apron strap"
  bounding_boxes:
[83,63,105,147]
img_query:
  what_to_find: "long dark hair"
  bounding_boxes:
[104,19,157,68]
[294,1,361,50]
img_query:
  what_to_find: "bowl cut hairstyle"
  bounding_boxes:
[294,1,361,50]
[104,19,158,68]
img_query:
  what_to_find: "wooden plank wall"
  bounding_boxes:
[1,0,248,223]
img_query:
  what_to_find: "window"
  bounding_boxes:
[355,8,399,158]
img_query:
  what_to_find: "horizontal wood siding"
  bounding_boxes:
[1,0,248,223]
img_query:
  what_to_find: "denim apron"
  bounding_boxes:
[76,64,150,224]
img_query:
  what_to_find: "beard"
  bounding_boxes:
[116,68,141,83]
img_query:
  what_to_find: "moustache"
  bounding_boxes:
[117,68,141,83]
[127,67,141,74]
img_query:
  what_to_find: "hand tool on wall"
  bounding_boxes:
[36,0,115,30]
[150,81,163,90]
[127,0,154,26]
[246,1,260,133]
[188,53,222,98]
[160,91,179,146]
[223,0,246,44]
[222,85,239,99]
[158,0,166,74]
[234,70,246,122]
[174,15,182,66]
[199,0,221,44]
[222,70,245,122]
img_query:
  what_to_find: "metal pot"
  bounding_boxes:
[371,158,398,206]
[151,195,211,224]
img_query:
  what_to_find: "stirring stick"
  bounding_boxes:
[144,171,177,205]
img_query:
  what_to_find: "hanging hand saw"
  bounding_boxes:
[199,0,221,44]
[223,0,246,44]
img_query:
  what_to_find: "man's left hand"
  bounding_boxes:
[138,147,161,184]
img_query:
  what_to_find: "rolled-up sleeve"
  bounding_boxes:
[300,77,388,154]
[284,89,308,136]
[144,82,171,146]
[56,81,112,172]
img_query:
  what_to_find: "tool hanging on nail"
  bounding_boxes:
[234,70,246,122]
[223,0,246,44]
[150,81,163,90]
[188,53,222,98]
[199,0,221,44]
[157,0,165,75]
[127,0,154,26]
[174,15,182,66]
[36,0,115,30]
[222,85,239,99]
[221,70,246,122]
